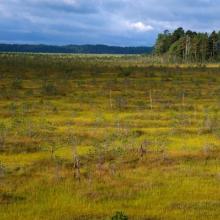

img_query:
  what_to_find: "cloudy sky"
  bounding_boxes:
[0,0,219,46]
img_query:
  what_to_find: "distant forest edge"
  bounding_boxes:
[2,28,220,61]
[155,27,220,62]
[0,44,153,54]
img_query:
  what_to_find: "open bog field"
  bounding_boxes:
[0,54,220,220]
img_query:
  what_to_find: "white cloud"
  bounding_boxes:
[127,21,153,32]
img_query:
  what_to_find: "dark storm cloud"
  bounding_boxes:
[0,0,219,46]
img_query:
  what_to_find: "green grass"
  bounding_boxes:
[0,54,220,220]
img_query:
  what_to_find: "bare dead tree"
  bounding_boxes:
[182,92,185,108]
[149,89,153,110]
[0,162,5,178]
[109,163,116,176]
[139,143,147,158]
[185,35,191,62]
[0,123,7,152]
[68,133,81,181]
[109,89,113,110]
[73,153,81,181]
[50,144,56,160]
[203,144,211,166]
[95,145,106,178]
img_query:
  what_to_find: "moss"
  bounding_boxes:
[0,54,219,220]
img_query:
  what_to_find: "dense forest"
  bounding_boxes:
[154,27,220,62]
[0,44,153,54]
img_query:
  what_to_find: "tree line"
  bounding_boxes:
[154,27,220,62]
[0,44,153,55]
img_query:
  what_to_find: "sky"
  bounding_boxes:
[0,0,219,46]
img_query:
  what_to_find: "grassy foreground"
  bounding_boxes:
[0,54,220,220]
